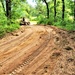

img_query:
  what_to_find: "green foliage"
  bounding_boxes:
[37,15,45,24]
[0,24,20,38]
[0,26,6,38]
[5,24,20,33]
[35,0,75,30]
[0,3,7,25]
[53,20,75,30]
[37,17,53,25]
[53,20,67,26]
[11,1,31,19]
[0,0,75,39]
[65,23,75,30]
[37,14,54,25]
[0,16,7,25]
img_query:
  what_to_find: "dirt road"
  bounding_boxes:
[0,26,75,75]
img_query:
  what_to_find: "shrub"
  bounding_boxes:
[0,26,6,38]
[37,15,54,25]
[5,24,20,33]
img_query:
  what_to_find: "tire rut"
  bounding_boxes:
[0,26,57,75]
[0,31,33,52]
[0,32,33,64]
[0,31,49,74]
[8,33,51,75]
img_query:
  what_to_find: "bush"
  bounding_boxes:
[0,23,20,38]
[53,20,67,26]
[53,20,75,30]
[5,24,20,33]
[65,23,75,30]
[0,26,6,38]
[37,15,54,25]
[37,15,45,24]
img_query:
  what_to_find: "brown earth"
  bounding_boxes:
[0,25,75,75]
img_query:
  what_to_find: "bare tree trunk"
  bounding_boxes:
[54,0,56,21]
[74,0,75,22]
[43,0,49,18]
[62,0,65,21]
[6,0,11,20]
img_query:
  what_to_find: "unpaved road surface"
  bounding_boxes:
[0,26,75,75]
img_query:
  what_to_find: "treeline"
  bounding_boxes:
[0,0,30,24]
[0,0,75,38]
[0,0,75,25]
[33,0,75,30]
[43,0,75,21]
[0,0,28,38]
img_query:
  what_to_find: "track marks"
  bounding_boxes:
[0,26,62,75]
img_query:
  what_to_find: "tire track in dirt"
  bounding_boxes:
[0,27,51,74]
[7,33,50,75]
[0,29,33,52]
[8,31,54,75]
[0,26,61,75]
[18,35,59,75]
[0,32,33,65]
[33,48,61,75]
[0,32,40,62]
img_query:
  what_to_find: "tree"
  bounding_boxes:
[54,0,56,21]
[62,0,65,21]
[0,0,11,24]
[43,0,49,18]
[74,0,75,22]
[6,0,11,20]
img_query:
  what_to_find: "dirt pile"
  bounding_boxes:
[50,26,75,75]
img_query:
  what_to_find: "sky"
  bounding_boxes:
[27,0,36,7]
[27,0,74,7]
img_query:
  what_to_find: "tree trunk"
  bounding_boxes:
[74,0,75,22]
[6,0,11,20]
[54,0,56,21]
[43,0,49,18]
[62,0,65,21]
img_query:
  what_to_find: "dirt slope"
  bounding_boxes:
[0,25,75,75]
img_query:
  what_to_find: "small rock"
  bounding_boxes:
[11,33,19,36]
[15,34,19,36]
[51,52,61,58]
[0,64,2,67]
[60,65,63,68]
[40,36,42,38]
[71,37,75,41]
[3,73,5,74]
[21,30,24,33]
[44,66,48,69]
[64,46,73,51]
[56,37,59,41]
[44,70,47,73]
[67,58,74,62]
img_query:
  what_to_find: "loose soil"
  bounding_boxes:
[0,25,75,75]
